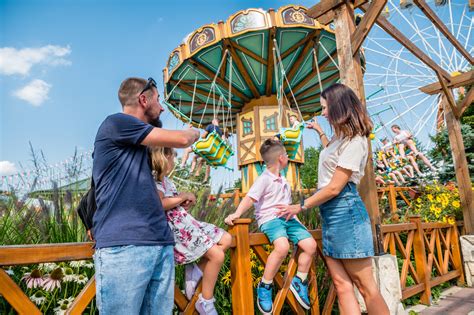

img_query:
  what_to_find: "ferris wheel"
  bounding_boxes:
[363,0,473,150]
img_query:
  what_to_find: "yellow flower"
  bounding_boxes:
[452,200,460,208]
[442,216,447,223]
[448,217,456,225]
[427,194,434,201]
[221,270,231,286]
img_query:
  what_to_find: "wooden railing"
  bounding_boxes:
[211,184,418,215]
[0,216,464,314]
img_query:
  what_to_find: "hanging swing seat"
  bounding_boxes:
[279,123,304,159]
[192,131,234,167]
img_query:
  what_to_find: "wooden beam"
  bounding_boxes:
[189,59,251,103]
[359,3,451,80]
[351,0,387,56]
[420,70,474,95]
[229,40,268,65]
[266,27,276,96]
[441,94,474,234]
[307,0,368,24]
[280,31,317,60]
[225,39,260,99]
[436,72,460,118]
[460,88,474,116]
[284,32,320,90]
[413,0,474,65]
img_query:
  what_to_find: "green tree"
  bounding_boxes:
[300,146,321,189]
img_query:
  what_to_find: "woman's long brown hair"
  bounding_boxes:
[321,83,373,139]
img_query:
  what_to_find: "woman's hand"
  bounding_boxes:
[276,204,302,221]
[306,118,323,134]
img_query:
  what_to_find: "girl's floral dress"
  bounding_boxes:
[156,176,224,265]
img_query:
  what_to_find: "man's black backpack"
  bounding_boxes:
[76,179,96,231]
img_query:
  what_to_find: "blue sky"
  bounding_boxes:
[1,0,471,190]
[0,0,314,175]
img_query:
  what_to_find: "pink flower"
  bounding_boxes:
[174,250,186,264]
[179,229,192,242]
[42,268,63,291]
[22,269,44,289]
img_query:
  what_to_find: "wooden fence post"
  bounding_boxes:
[410,215,431,305]
[228,218,254,314]
[233,189,241,208]
[388,183,398,214]
[451,223,465,285]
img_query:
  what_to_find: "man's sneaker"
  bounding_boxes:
[290,276,310,310]
[185,263,202,299]
[195,294,218,315]
[257,282,273,314]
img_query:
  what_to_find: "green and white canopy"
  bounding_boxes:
[163,5,340,130]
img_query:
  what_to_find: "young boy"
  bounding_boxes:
[225,139,317,314]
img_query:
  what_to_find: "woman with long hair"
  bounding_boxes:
[278,83,389,314]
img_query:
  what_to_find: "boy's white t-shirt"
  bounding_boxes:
[317,135,368,189]
[246,169,292,227]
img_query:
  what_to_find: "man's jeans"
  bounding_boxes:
[93,245,175,315]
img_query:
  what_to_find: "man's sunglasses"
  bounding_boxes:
[139,77,157,95]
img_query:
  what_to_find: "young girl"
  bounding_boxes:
[149,147,232,315]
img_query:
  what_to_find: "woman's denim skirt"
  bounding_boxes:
[319,182,374,259]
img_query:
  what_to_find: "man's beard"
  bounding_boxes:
[150,117,163,128]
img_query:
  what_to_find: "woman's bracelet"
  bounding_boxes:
[318,132,326,137]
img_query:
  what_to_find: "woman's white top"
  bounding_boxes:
[317,135,368,189]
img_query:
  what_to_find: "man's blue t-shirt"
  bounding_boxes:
[205,124,223,136]
[92,113,174,248]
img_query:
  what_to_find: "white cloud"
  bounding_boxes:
[0,45,71,76]
[0,161,17,176]
[13,79,51,106]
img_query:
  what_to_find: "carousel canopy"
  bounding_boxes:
[163,5,340,129]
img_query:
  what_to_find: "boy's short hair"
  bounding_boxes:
[391,124,400,130]
[260,139,286,164]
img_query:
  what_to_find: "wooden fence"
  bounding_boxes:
[0,216,464,314]
[212,184,417,216]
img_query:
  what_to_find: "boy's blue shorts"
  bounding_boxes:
[260,217,312,245]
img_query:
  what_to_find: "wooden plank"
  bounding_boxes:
[226,39,260,99]
[321,284,336,315]
[266,27,276,96]
[0,242,94,266]
[450,224,466,285]
[401,283,425,300]
[307,0,368,20]
[228,218,254,314]
[174,285,189,311]
[442,95,474,234]
[0,269,41,314]
[436,72,460,118]
[420,70,474,95]
[67,277,96,315]
[229,40,268,65]
[359,4,451,80]
[351,0,387,55]
[388,183,398,213]
[429,270,461,287]
[188,59,250,103]
[381,223,417,233]
[183,282,202,315]
[459,87,474,116]
[413,0,474,65]
[410,216,431,305]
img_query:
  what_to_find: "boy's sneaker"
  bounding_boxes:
[257,282,273,314]
[185,263,203,299]
[290,276,310,310]
[195,294,218,315]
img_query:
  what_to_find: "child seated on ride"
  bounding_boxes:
[289,114,301,128]
[391,124,435,172]
[224,139,317,313]
[375,159,405,186]
[149,147,232,315]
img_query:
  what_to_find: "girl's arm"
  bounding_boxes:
[158,191,187,211]
[224,195,256,226]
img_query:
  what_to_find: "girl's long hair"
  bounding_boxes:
[321,83,373,139]
[149,147,174,182]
